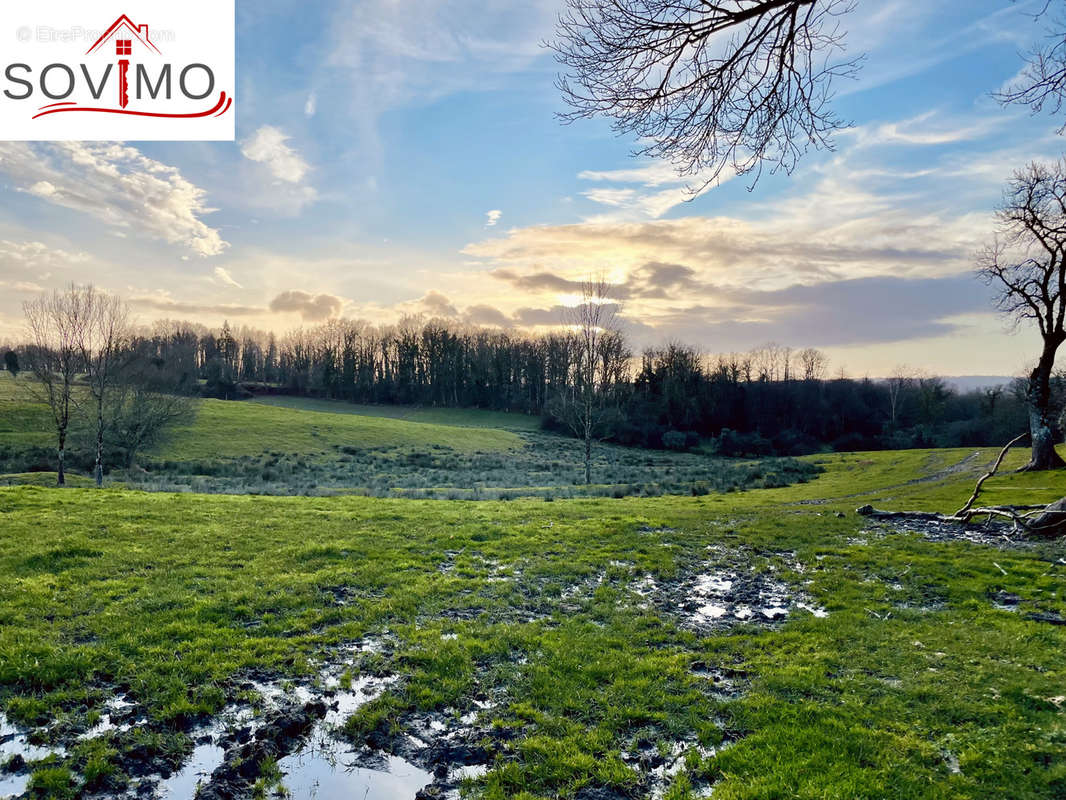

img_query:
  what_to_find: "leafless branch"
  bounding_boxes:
[549,0,862,189]
[996,2,1066,129]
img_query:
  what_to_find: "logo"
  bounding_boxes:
[1,2,234,141]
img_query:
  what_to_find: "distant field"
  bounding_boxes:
[163,398,523,459]
[252,395,543,431]
[1,374,1062,503]
[0,448,1062,799]
[0,376,818,497]
[0,374,52,449]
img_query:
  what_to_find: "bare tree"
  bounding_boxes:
[107,378,193,471]
[552,278,629,484]
[886,365,916,428]
[550,0,860,188]
[996,2,1066,128]
[80,288,132,487]
[798,347,828,381]
[22,286,92,486]
[978,160,1066,471]
[751,342,785,382]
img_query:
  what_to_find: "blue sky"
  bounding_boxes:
[0,0,1062,376]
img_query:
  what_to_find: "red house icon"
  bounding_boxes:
[86,15,161,56]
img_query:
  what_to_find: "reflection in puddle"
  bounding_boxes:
[1,715,60,764]
[156,743,226,799]
[276,672,434,799]
[0,773,29,800]
[279,743,433,800]
[1,712,66,799]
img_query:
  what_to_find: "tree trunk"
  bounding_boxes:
[95,403,104,488]
[1032,497,1066,537]
[584,433,592,485]
[56,429,66,487]
[1021,337,1066,471]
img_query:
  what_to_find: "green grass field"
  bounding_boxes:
[166,398,523,459]
[0,441,1063,799]
[0,377,815,497]
[251,395,543,431]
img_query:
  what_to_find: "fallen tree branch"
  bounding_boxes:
[854,435,1066,538]
[954,433,1029,519]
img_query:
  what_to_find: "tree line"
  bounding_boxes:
[6,286,1055,481]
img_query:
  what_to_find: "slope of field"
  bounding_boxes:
[0,453,1063,799]
[0,377,817,497]
[251,395,543,431]
[163,398,522,459]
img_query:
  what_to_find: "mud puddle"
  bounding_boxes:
[642,554,826,630]
[277,743,433,799]
[1,712,68,799]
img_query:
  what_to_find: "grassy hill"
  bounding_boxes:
[0,376,817,497]
[0,450,1062,798]
[165,397,523,459]
[251,395,543,431]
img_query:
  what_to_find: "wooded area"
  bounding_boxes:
[5,310,1053,460]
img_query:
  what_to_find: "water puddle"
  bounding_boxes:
[1,715,60,764]
[1,712,67,798]
[156,743,226,798]
[77,696,147,741]
[677,567,827,628]
[278,742,433,799]
[0,772,29,800]
[4,636,487,800]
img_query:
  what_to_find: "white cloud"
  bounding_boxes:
[842,111,1009,149]
[485,209,502,227]
[269,290,344,321]
[0,240,89,276]
[0,142,227,257]
[241,125,311,184]
[576,158,722,220]
[304,91,318,118]
[579,162,689,187]
[213,266,242,289]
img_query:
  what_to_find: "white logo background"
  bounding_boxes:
[0,0,234,141]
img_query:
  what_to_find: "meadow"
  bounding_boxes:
[0,377,815,498]
[0,380,1063,799]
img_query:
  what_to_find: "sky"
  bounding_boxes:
[0,0,1062,378]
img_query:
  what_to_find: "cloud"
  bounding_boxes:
[464,304,514,328]
[0,142,227,257]
[325,0,556,108]
[213,267,242,289]
[490,269,585,295]
[269,290,344,321]
[841,111,1008,149]
[0,240,89,276]
[130,294,265,317]
[485,209,502,227]
[0,280,47,294]
[579,162,689,188]
[420,290,459,317]
[304,91,318,117]
[639,276,997,351]
[241,126,312,184]
[575,159,716,220]
[838,0,1038,97]
[466,209,974,295]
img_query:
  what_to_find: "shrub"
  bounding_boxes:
[662,430,687,451]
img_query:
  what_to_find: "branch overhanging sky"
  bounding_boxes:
[0,0,1059,376]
